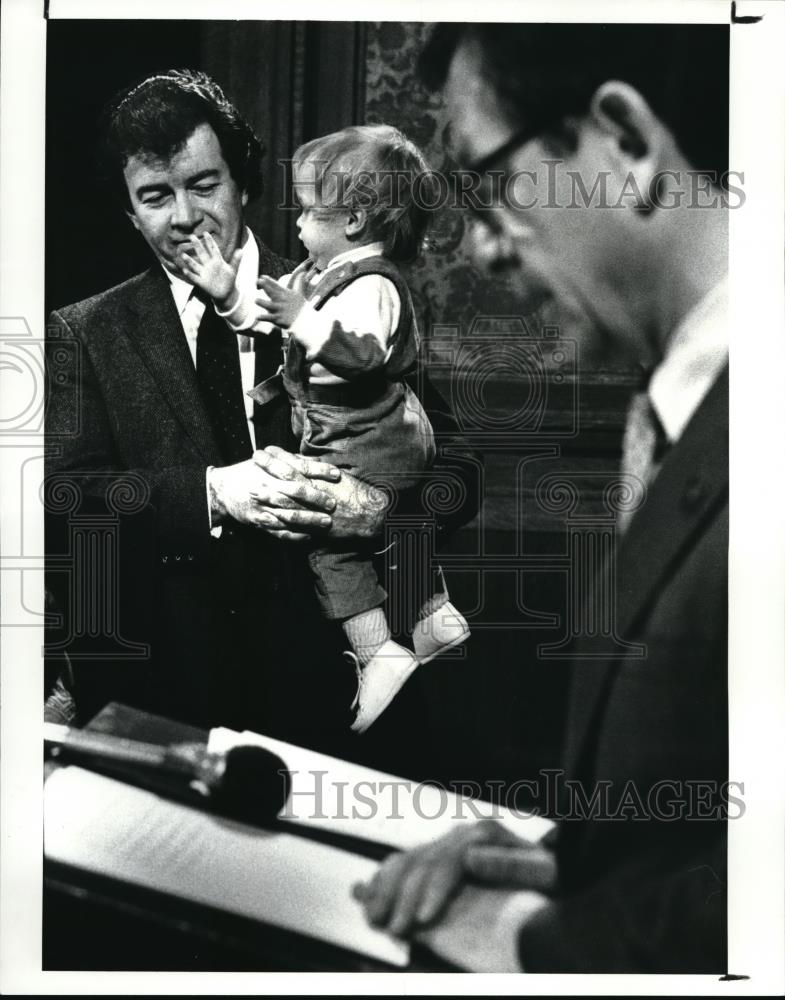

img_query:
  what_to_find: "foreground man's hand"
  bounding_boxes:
[353,819,557,937]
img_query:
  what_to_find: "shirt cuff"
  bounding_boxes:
[206,466,222,538]
[216,287,255,332]
[485,891,550,973]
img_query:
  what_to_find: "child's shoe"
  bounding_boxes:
[349,639,419,734]
[412,600,470,665]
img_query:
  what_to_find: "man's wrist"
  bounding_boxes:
[206,465,227,525]
[215,282,239,312]
[494,890,550,973]
[361,484,389,538]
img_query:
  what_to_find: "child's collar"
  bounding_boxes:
[323,241,386,273]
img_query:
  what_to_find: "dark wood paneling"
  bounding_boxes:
[201,21,368,263]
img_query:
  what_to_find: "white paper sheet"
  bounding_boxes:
[209,727,554,850]
[44,765,409,967]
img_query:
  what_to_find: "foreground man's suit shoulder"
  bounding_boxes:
[521,365,729,973]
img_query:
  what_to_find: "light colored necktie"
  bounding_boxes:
[617,390,668,534]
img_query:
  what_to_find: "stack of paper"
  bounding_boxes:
[44,765,410,967]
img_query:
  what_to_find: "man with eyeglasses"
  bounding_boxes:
[355,23,729,973]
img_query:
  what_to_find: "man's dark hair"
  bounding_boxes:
[99,68,264,205]
[419,23,729,178]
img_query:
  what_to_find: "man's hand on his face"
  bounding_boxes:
[257,447,390,543]
[256,275,308,329]
[178,232,242,309]
[353,819,557,938]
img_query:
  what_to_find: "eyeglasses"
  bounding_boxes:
[461,123,544,176]
[453,125,543,233]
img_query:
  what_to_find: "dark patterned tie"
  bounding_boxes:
[194,290,253,465]
[617,390,669,534]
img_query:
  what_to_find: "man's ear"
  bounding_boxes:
[590,81,662,159]
[345,208,366,238]
[589,80,672,210]
[241,190,248,208]
[125,209,141,233]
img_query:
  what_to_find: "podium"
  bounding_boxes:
[43,704,458,972]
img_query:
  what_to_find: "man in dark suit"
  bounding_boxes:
[356,24,730,972]
[45,70,476,751]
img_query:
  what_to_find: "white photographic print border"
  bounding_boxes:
[1,0,783,993]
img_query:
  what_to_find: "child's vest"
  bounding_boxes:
[290,256,419,407]
[249,256,419,409]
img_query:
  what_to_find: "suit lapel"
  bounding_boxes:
[615,363,728,636]
[122,238,296,460]
[124,268,220,462]
[564,365,729,777]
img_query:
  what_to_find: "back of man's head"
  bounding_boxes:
[419,23,729,180]
[99,69,264,206]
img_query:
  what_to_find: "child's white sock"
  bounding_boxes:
[416,591,449,621]
[342,606,391,667]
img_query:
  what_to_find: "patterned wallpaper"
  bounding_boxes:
[362,21,637,540]
[364,22,542,344]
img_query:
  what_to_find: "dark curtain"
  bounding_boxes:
[201,21,367,263]
[45,20,367,312]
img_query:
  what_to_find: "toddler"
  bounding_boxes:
[179,125,469,732]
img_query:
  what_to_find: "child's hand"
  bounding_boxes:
[256,275,307,329]
[178,233,242,308]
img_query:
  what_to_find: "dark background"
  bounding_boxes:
[46,20,638,795]
[46,20,370,312]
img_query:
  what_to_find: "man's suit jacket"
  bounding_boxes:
[45,233,478,744]
[520,366,729,973]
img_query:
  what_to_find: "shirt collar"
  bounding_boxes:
[165,268,195,317]
[322,242,385,273]
[162,226,257,314]
[648,277,729,444]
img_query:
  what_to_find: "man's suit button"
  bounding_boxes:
[682,477,706,510]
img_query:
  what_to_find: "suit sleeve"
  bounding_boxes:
[46,309,211,562]
[518,831,727,973]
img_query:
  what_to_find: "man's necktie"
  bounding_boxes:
[194,290,253,465]
[617,390,669,534]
